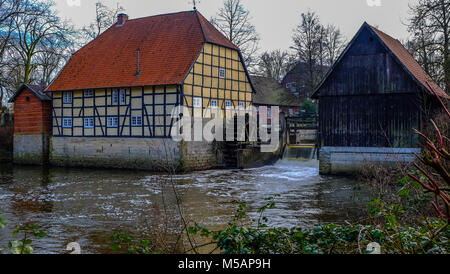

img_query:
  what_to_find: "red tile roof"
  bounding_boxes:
[370,25,449,99]
[47,10,238,92]
[9,84,51,102]
[196,12,238,50]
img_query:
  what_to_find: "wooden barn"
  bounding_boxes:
[312,22,449,174]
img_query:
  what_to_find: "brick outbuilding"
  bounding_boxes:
[9,84,51,164]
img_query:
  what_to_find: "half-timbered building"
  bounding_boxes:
[47,11,253,139]
[12,10,255,171]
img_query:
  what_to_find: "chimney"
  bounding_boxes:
[117,13,128,26]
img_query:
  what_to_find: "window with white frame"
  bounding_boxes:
[219,68,226,79]
[62,118,72,128]
[84,90,94,97]
[63,91,72,104]
[225,100,232,110]
[131,116,142,126]
[210,99,218,108]
[119,89,126,104]
[107,117,119,127]
[238,101,245,110]
[112,90,119,105]
[193,97,202,108]
[84,117,94,128]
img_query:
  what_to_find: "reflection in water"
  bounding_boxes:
[0,160,369,254]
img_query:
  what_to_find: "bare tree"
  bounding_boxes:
[34,33,75,86]
[408,0,450,89]
[211,0,260,71]
[1,51,23,90]
[291,11,323,91]
[291,11,346,91]
[10,1,72,85]
[82,1,125,41]
[0,0,25,106]
[257,50,294,83]
[323,24,346,67]
[0,0,46,106]
[0,0,75,106]
[405,28,443,85]
[0,0,20,59]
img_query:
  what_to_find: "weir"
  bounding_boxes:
[283,113,318,161]
[282,144,317,161]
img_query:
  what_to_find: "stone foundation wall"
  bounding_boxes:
[19,135,280,172]
[50,137,182,171]
[13,133,49,165]
[319,146,420,175]
[181,140,223,171]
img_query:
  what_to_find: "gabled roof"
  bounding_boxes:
[195,11,238,50]
[47,10,240,92]
[312,22,449,99]
[9,84,51,103]
[251,76,302,107]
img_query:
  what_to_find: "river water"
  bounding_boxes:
[0,160,370,254]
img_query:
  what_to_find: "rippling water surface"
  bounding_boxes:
[0,160,369,254]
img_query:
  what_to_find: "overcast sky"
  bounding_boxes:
[56,0,418,52]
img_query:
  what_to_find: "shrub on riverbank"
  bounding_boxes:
[184,197,449,254]
[357,164,435,226]
[0,216,46,254]
[108,194,449,254]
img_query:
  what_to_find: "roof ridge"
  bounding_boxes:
[47,10,208,91]
[369,24,448,98]
[194,11,239,50]
[193,10,207,44]
[125,10,195,22]
[313,22,448,99]
[369,24,402,44]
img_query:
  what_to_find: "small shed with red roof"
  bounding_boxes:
[9,84,51,164]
